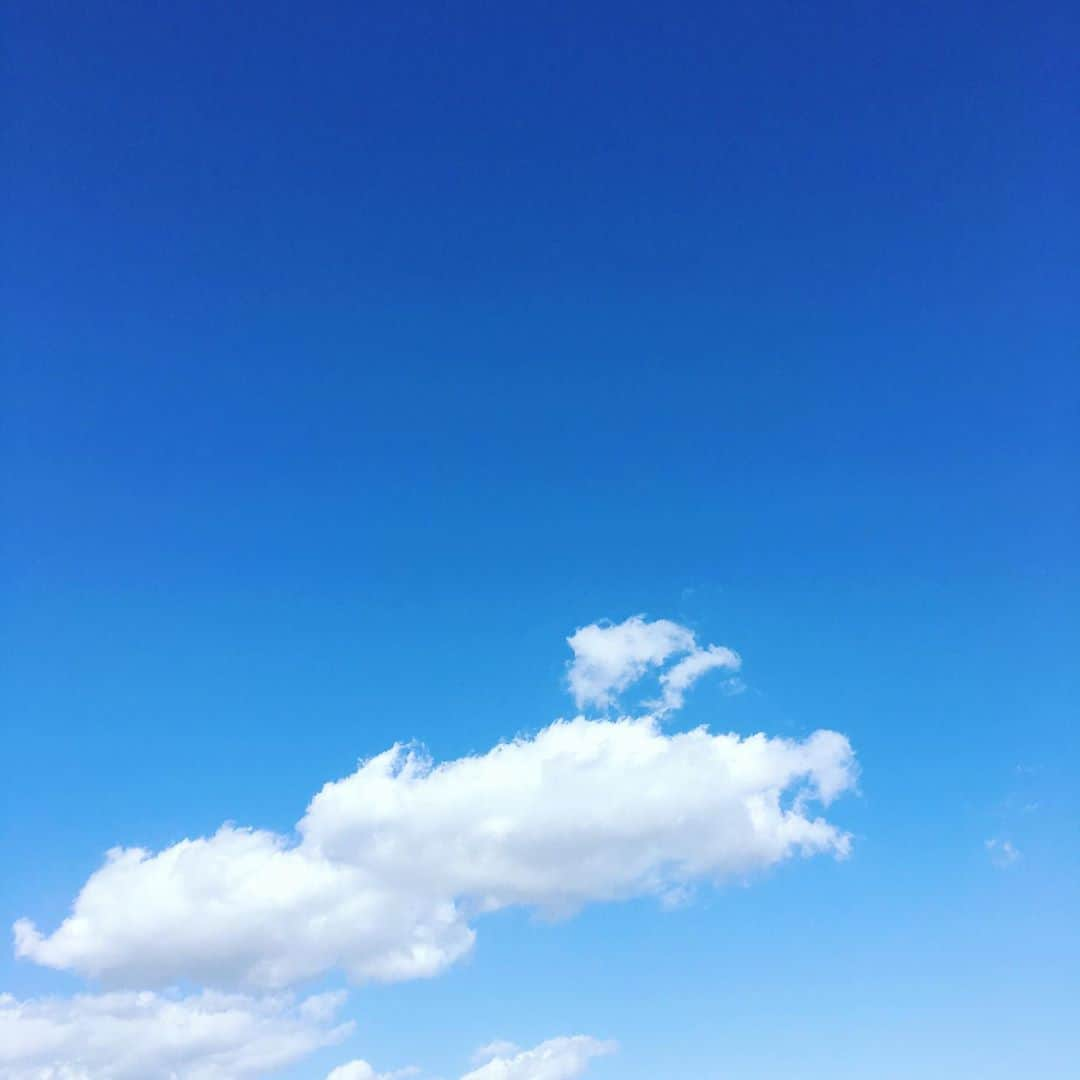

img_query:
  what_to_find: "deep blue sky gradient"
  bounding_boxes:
[2,3,1078,1076]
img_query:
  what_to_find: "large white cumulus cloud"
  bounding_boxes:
[302,719,854,910]
[15,717,855,989]
[5,616,858,1078]
[0,989,350,1079]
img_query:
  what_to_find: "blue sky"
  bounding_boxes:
[2,2,1078,1077]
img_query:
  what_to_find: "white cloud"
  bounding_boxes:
[325,1062,418,1080]
[566,615,740,712]
[985,837,1020,868]
[655,643,741,713]
[0,989,351,1080]
[471,1042,520,1065]
[326,1037,612,1080]
[566,616,694,709]
[15,827,475,989]
[459,1036,615,1080]
[326,1065,381,1080]
[16,714,855,990]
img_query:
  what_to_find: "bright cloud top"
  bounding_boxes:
[0,989,351,1080]
[566,615,740,711]
[15,715,855,990]
[325,1061,418,1080]
[327,1036,613,1080]
[459,1036,616,1080]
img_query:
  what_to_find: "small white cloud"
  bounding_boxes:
[985,838,1021,868]
[0,989,351,1079]
[327,1063,380,1080]
[326,1062,419,1080]
[567,615,696,709]
[459,1036,615,1080]
[328,1037,612,1080]
[566,615,739,712]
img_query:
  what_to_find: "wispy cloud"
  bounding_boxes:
[985,837,1021,868]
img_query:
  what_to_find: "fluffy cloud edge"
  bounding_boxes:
[567,615,740,712]
[0,988,351,1080]
[0,991,613,1080]
[325,1035,615,1080]
[459,1035,617,1080]
[326,1061,420,1080]
[15,718,855,990]
[14,617,856,997]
